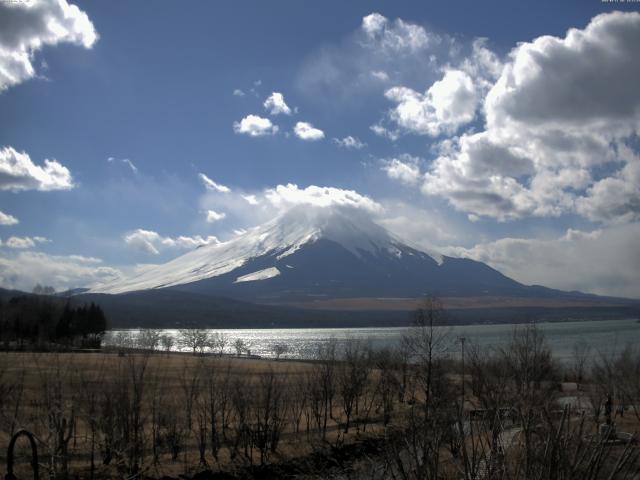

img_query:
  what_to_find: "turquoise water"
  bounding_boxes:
[106,318,640,362]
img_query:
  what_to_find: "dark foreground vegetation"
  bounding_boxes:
[1,298,640,479]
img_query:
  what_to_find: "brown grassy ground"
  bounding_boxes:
[283,295,632,311]
[0,351,384,479]
[1,351,638,479]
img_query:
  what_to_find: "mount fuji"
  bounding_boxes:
[92,206,589,303]
[78,205,639,327]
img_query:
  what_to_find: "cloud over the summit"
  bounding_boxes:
[0,0,97,91]
[264,184,382,213]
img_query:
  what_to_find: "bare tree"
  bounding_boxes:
[571,339,591,385]
[99,352,151,475]
[250,368,288,465]
[137,329,162,351]
[160,334,175,353]
[111,330,135,353]
[385,296,455,479]
[337,339,370,432]
[589,350,617,423]
[35,354,77,478]
[233,338,249,357]
[288,372,308,434]
[208,361,234,458]
[272,343,289,360]
[311,340,338,441]
[77,356,108,479]
[609,345,640,421]
[209,332,228,356]
[0,354,26,436]
[179,329,211,355]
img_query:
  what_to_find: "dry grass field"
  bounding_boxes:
[0,350,389,479]
[1,322,640,480]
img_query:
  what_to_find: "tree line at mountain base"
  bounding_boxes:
[0,291,107,349]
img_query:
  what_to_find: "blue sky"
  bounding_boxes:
[1,0,639,298]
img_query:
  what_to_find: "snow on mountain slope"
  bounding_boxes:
[234,267,281,283]
[91,206,442,295]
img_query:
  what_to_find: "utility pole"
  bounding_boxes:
[459,336,466,409]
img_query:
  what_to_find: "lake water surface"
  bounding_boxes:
[106,318,640,362]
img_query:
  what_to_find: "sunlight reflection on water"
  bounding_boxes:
[105,318,640,362]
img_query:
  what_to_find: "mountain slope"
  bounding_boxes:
[91,205,596,304]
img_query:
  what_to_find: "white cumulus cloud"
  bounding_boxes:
[423,132,538,221]
[575,146,640,223]
[0,146,74,191]
[382,155,422,186]
[361,12,434,53]
[385,69,478,137]
[3,236,50,249]
[294,122,324,141]
[206,209,226,223]
[361,13,388,37]
[264,92,292,115]
[0,0,98,91]
[420,12,640,222]
[0,211,18,226]
[233,114,279,136]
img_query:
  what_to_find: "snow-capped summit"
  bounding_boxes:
[91,205,530,302]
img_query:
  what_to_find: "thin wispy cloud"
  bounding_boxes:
[333,136,366,149]
[124,229,219,255]
[108,156,138,173]
[199,173,231,193]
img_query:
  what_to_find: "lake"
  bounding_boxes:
[105,318,640,362]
